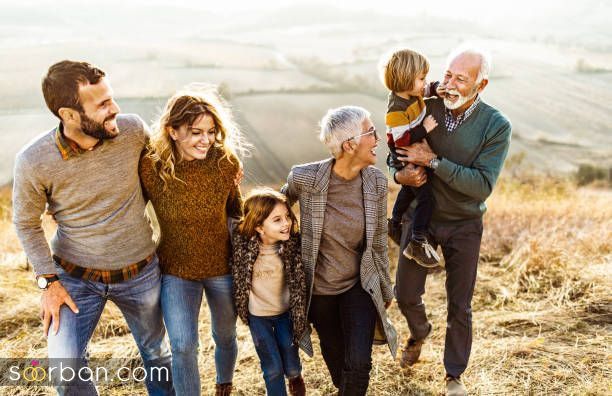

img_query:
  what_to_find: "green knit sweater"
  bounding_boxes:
[392,97,512,223]
[139,145,243,279]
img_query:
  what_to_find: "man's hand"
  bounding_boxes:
[41,281,78,337]
[395,163,427,187]
[396,140,436,167]
[234,164,244,186]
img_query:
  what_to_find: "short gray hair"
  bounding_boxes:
[446,44,492,83]
[319,106,370,158]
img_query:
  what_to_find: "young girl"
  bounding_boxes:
[231,188,310,396]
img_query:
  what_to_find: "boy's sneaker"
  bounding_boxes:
[387,218,402,246]
[445,375,467,396]
[403,238,440,268]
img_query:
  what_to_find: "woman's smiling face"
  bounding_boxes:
[170,113,216,161]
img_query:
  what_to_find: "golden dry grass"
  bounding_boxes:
[0,175,610,395]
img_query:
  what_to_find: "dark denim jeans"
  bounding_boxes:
[308,283,377,396]
[248,311,302,396]
[48,255,173,395]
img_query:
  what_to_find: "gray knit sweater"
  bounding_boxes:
[12,114,156,275]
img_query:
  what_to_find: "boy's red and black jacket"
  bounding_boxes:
[386,81,440,148]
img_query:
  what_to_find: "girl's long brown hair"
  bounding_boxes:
[238,187,299,240]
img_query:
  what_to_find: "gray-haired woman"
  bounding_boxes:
[281,106,397,395]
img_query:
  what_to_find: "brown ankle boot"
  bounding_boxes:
[288,375,306,396]
[215,382,232,396]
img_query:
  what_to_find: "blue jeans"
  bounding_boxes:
[248,312,302,396]
[161,274,238,395]
[48,255,173,396]
[309,283,377,396]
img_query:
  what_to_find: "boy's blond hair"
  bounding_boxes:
[379,49,429,93]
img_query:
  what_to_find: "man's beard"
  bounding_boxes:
[80,112,119,140]
[443,87,478,110]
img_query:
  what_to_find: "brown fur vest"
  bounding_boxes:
[231,232,308,346]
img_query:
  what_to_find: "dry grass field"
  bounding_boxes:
[0,171,610,395]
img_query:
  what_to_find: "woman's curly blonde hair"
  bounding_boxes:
[147,84,249,189]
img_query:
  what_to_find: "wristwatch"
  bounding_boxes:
[37,275,59,290]
[429,156,441,170]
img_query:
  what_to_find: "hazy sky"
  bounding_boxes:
[9,0,599,20]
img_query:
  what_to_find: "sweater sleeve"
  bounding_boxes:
[12,153,56,276]
[226,184,243,219]
[435,120,512,201]
[226,154,244,220]
[138,150,152,203]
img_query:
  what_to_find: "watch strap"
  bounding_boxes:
[37,274,59,289]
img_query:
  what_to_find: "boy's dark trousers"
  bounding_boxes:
[391,168,434,241]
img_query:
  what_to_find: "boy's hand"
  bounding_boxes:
[394,163,427,187]
[436,84,447,97]
[423,115,438,133]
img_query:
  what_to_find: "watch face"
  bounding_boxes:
[37,277,48,289]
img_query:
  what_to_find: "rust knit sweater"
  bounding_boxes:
[139,145,243,280]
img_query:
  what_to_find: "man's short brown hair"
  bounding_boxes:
[379,49,429,93]
[42,60,106,118]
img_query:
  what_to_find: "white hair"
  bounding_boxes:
[446,44,492,83]
[319,106,370,158]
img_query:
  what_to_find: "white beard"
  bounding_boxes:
[443,88,477,110]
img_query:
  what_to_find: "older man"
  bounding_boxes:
[392,46,511,396]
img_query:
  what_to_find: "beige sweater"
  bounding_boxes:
[248,244,290,316]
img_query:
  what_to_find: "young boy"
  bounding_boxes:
[380,48,442,268]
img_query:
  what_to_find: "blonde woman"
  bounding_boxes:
[139,86,246,396]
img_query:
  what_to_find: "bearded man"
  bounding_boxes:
[12,61,173,395]
[391,46,512,396]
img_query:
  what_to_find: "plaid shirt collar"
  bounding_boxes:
[54,123,102,160]
[444,95,481,133]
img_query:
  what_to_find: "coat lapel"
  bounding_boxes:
[310,159,333,265]
[361,167,377,250]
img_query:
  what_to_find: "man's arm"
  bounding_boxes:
[12,153,78,336]
[397,123,512,201]
[12,155,56,276]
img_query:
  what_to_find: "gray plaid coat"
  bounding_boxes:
[281,158,398,357]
